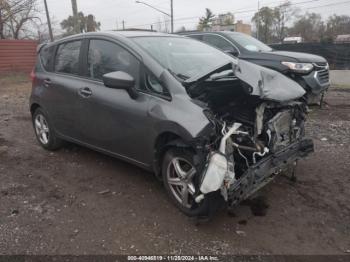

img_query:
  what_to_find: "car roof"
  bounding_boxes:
[106,30,178,38]
[60,30,181,40]
[181,31,245,37]
[42,30,183,50]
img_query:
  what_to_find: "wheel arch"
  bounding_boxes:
[153,131,195,180]
[30,103,41,115]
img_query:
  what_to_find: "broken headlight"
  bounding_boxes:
[281,62,314,74]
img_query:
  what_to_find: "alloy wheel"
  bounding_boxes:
[34,114,50,145]
[166,157,196,209]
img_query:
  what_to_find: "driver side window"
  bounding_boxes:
[87,39,140,82]
[202,34,236,53]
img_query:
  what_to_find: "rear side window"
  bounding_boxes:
[40,45,55,71]
[54,40,81,75]
[87,39,140,81]
[202,35,235,52]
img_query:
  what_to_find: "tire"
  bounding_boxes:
[162,147,214,217]
[32,108,63,151]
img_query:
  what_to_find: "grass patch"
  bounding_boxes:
[0,72,30,85]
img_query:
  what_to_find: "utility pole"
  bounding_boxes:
[257,0,260,40]
[43,0,53,41]
[122,20,125,30]
[150,24,153,31]
[170,0,174,33]
[0,9,2,39]
[71,0,79,34]
[135,1,173,33]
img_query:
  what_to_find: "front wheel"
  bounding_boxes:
[162,148,212,217]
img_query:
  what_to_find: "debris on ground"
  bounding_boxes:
[98,189,110,195]
[0,78,349,254]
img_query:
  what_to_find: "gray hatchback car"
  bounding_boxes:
[30,31,314,218]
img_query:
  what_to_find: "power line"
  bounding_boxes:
[112,0,172,20]
[305,0,350,10]
[126,0,350,29]
[126,0,323,28]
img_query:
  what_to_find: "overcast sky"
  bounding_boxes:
[43,0,350,32]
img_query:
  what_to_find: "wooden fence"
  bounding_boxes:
[0,40,38,73]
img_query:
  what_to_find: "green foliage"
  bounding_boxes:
[198,8,215,31]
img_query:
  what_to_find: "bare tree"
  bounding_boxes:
[289,13,325,42]
[252,7,275,43]
[27,16,58,43]
[0,0,39,39]
[8,0,40,39]
[325,15,350,42]
[273,1,299,42]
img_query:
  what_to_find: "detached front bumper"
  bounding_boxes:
[227,138,314,206]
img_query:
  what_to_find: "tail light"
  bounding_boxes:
[30,68,36,83]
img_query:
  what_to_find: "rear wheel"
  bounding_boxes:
[162,148,211,217]
[32,108,63,151]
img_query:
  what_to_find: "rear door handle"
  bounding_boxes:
[79,87,92,98]
[43,78,51,87]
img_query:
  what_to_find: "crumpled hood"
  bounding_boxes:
[234,60,306,102]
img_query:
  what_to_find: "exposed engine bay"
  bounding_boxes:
[187,72,314,207]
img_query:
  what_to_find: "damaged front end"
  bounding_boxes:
[186,60,314,210]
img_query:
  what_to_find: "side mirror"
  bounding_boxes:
[224,49,239,57]
[103,71,138,99]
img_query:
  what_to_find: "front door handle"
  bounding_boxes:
[79,87,92,98]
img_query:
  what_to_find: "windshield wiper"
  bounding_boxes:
[210,70,235,81]
[184,62,234,86]
[167,68,189,81]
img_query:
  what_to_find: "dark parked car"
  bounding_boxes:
[181,31,330,104]
[30,31,313,218]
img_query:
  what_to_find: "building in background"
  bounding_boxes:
[283,36,304,44]
[233,20,252,35]
[335,34,350,44]
[205,13,252,35]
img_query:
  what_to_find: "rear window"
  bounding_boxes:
[40,45,55,71]
[54,40,81,75]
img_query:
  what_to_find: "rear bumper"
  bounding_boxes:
[228,138,314,206]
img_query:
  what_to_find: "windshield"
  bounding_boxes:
[132,36,233,80]
[226,32,272,52]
